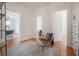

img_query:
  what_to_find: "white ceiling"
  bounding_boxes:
[28,2,52,6]
[18,2,53,7]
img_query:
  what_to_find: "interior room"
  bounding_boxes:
[0,2,79,56]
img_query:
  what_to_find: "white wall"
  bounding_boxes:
[6,2,37,41]
[35,7,52,35]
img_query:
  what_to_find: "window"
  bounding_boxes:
[37,16,42,31]
[6,16,11,30]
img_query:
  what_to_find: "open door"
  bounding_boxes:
[6,10,20,47]
[52,9,67,56]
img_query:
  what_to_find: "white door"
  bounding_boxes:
[52,9,67,55]
[6,10,20,44]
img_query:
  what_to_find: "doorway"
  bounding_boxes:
[6,10,20,47]
[52,9,67,55]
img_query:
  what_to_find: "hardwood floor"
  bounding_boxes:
[6,38,76,56]
[67,47,76,56]
[54,41,63,56]
[7,39,14,48]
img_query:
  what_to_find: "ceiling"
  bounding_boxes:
[16,2,72,10]
[18,2,53,8]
